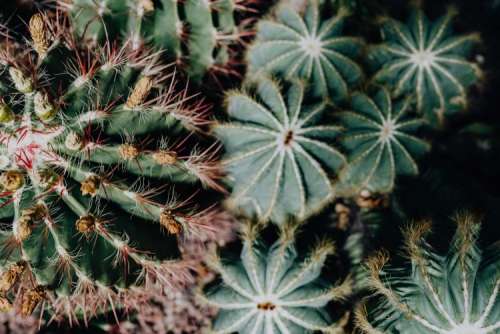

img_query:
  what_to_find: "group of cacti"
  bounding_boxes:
[0,0,498,333]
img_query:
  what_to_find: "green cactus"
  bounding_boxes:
[247,0,364,101]
[203,223,352,334]
[0,12,222,318]
[368,9,482,125]
[337,87,430,196]
[65,0,259,82]
[213,77,345,224]
[356,215,500,334]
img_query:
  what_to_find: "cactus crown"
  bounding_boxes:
[204,223,351,333]
[356,215,500,334]
[0,11,221,319]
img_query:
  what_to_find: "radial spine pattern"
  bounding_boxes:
[214,77,345,224]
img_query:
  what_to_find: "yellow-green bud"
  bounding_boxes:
[34,91,57,121]
[0,103,14,123]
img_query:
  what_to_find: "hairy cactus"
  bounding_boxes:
[247,0,363,101]
[213,77,345,224]
[0,11,223,320]
[368,9,482,125]
[203,223,351,334]
[356,215,500,334]
[64,0,261,81]
[337,87,430,195]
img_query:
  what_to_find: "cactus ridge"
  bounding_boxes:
[0,11,223,320]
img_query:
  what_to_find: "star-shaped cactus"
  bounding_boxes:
[368,9,482,125]
[337,88,430,195]
[214,77,345,224]
[356,215,500,334]
[204,224,351,334]
[247,0,364,101]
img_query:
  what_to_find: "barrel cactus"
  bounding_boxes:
[337,87,430,196]
[368,9,482,125]
[356,215,500,334]
[247,0,364,101]
[0,11,222,319]
[203,223,352,333]
[213,76,345,224]
[64,0,260,82]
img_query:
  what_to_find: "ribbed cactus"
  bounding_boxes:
[0,11,222,319]
[247,0,363,101]
[214,76,345,224]
[337,88,430,196]
[203,223,351,334]
[368,9,482,125]
[356,215,500,334]
[65,0,260,81]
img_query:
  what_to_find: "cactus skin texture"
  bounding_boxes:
[213,76,345,224]
[368,9,482,126]
[337,87,430,196]
[0,12,222,320]
[203,224,351,334]
[247,0,363,101]
[356,215,500,334]
[65,0,259,82]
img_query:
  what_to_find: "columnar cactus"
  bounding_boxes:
[203,223,352,334]
[64,0,260,81]
[356,215,500,334]
[247,0,364,101]
[0,11,222,319]
[214,76,345,224]
[337,87,430,195]
[368,9,482,125]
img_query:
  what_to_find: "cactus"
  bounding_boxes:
[0,11,223,319]
[64,0,260,82]
[247,0,364,101]
[213,76,345,224]
[203,223,351,334]
[337,87,430,196]
[355,215,500,334]
[368,9,482,125]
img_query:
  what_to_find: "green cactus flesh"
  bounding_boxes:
[368,9,482,125]
[0,12,220,317]
[67,0,254,81]
[204,225,351,334]
[247,0,363,101]
[356,215,500,334]
[214,77,345,224]
[337,87,430,195]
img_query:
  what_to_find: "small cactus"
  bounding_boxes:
[214,76,345,224]
[247,0,364,101]
[65,0,261,81]
[368,9,482,125]
[356,215,500,334]
[337,87,430,195]
[203,223,351,333]
[0,11,222,319]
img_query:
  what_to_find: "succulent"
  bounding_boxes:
[214,77,345,224]
[247,0,364,101]
[203,223,351,334]
[368,9,482,125]
[337,87,430,195]
[356,215,500,334]
[65,0,260,81]
[0,12,223,319]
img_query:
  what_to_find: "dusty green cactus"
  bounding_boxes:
[368,9,482,125]
[337,87,430,196]
[64,0,260,81]
[203,223,351,333]
[0,12,223,319]
[213,77,345,224]
[356,215,500,334]
[247,0,364,101]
